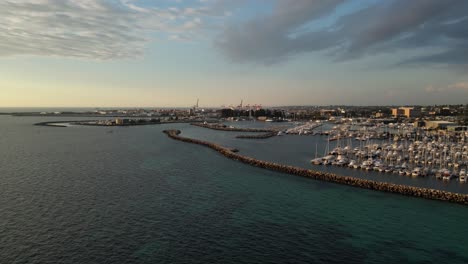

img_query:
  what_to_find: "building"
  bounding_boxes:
[320,109,336,117]
[447,126,468,132]
[414,121,426,128]
[391,107,420,118]
[375,112,385,118]
[115,118,129,125]
[424,120,456,130]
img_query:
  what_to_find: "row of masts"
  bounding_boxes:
[311,123,468,182]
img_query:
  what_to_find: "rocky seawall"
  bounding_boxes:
[191,123,273,132]
[163,129,468,205]
[236,132,277,139]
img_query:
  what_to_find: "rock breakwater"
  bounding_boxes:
[236,132,277,139]
[191,123,273,133]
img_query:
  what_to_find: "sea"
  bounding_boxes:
[1,111,468,264]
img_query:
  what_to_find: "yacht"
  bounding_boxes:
[336,155,348,166]
[459,169,467,183]
[322,155,335,165]
[384,166,393,173]
[378,166,386,173]
[311,158,323,165]
[411,167,422,177]
[442,169,452,181]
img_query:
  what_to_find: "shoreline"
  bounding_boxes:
[163,129,468,205]
[34,120,202,127]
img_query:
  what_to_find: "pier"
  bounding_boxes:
[163,129,468,205]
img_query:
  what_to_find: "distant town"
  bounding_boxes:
[8,102,468,191]
[7,103,467,131]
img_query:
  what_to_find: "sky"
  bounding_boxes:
[0,0,467,107]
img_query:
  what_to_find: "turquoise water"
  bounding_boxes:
[1,116,468,263]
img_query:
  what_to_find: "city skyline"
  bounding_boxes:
[1,0,468,107]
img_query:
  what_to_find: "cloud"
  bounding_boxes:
[0,0,229,59]
[216,0,468,65]
[215,0,344,64]
[3,0,468,65]
[425,82,468,93]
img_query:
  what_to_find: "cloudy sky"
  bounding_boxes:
[1,0,467,107]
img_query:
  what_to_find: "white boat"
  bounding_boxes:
[411,167,422,177]
[322,155,335,165]
[459,169,467,183]
[384,167,393,173]
[311,158,322,165]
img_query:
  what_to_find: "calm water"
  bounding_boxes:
[1,115,468,264]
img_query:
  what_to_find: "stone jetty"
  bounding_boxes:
[236,132,277,139]
[163,129,468,205]
[191,123,273,133]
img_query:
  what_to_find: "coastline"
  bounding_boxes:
[163,129,468,205]
[34,120,202,127]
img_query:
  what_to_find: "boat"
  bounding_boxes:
[384,166,393,173]
[322,155,336,165]
[311,158,322,165]
[348,160,357,168]
[460,169,467,183]
[442,169,452,181]
[411,167,422,177]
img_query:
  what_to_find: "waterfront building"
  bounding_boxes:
[115,119,124,125]
[391,107,420,118]
[424,120,456,130]
[447,126,468,132]
[375,112,385,118]
[414,120,426,128]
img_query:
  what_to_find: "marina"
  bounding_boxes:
[163,129,468,205]
[180,120,468,194]
[310,122,467,183]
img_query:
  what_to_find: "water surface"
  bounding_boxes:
[1,116,468,264]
